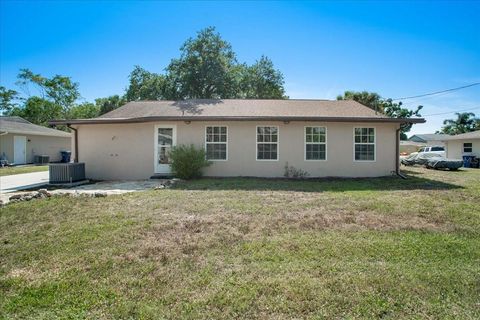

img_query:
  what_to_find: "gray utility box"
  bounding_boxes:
[49,163,86,184]
[34,155,50,165]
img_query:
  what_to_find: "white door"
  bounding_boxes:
[155,125,176,174]
[13,136,27,164]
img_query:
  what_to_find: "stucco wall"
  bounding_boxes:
[445,139,480,159]
[75,121,399,180]
[0,133,71,163]
[0,134,13,162]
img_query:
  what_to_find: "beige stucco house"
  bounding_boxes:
[50,99,425,180]
[0,116,72,165]
[442,130,480,159]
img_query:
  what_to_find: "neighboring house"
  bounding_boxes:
[442,130,480,159]
[50,99,425,180]
[408,133,450,146]
[0,116,72,165]
[400,140,425,155]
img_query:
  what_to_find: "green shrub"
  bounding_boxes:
[284,162,309,178]
[169,144,211,179]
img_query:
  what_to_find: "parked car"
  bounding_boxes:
[417,146,445,157]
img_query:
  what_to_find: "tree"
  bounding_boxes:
[95,95,126,115]
[15,68,80,118]
[337,91,383,113]
[382,99,423,135]
[8,97,62,126]
[166,27,240,99]
[440,112,479,135]
[0,86,20,113]
[2,69,83,128]
[125,66,167,101]
[240,56,286,99]
[68,102,100,119]
[125,27,287,100]
[337,90,423,136]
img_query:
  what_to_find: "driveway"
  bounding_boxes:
[0,171,49,194]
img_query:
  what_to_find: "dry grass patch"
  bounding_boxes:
[1,166,479,319]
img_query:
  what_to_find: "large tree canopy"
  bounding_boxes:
[95,95,126,115]
[125,66,167,101]
[5,69,81,125]
[337,91,383,113]
[0,86,20,113]
[1,27,286,128]
[15,68,80,115]
[125,27,286,101]
[2,69,123,126]
[439,112,479,135]
[8,96,61,127]
[166,27,240,99]
[240,56,286,99]
[337,90,423,139]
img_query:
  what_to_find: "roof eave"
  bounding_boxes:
[50,116,426,126]
[0,129,71,137]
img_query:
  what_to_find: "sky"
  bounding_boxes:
[1,0,479,135]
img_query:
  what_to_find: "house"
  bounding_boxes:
[442,130,480,159]
[0,116,72,165]
[50,99,425,180]
[408,133,450,146]
[399,140,425,155]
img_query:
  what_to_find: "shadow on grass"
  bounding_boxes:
[172,171,464,193]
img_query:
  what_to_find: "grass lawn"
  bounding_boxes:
[1,167,479,319]
[0,165,48,177]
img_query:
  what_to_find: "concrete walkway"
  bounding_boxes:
[0,171,49,193]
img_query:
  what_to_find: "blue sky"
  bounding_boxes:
[1,1,479,135]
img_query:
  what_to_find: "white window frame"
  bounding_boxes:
[304,126,327,161]
[256,125,279,161]
[353,127,376,162]
[463,142,473,153]
[205,125,228,161]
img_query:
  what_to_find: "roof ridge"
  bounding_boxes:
[126,98,337,102]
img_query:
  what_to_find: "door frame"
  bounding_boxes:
[13,135,27,165]
[154,124,177,174]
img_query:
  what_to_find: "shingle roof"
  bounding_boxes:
[443,130,480,140]
[409,133,450,142]
[50,99,426,125]
[0,116,71,137]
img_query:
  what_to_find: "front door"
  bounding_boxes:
[13,136,27,164]
[155,125,176,174]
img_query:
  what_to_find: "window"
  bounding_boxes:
[431,146,444,151]
[354,128,375,161]
[205,126,227,160]
[464,143,473,153]
[256,126,278,160]
[305,127,326,160]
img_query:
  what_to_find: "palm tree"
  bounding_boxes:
[441,112,479,134]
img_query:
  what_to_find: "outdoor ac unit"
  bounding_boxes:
[34,155,50,165]
[49,163,85,184]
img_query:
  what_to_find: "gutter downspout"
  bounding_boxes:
[396,124,407,179]
[67,125,78,163]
